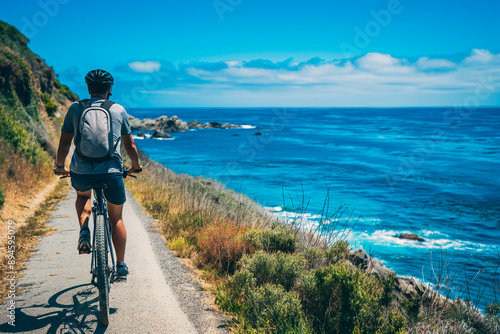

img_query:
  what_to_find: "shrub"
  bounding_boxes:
[54,78,78,101]
[304,241,351,271]
[215,270,256,316]
[41,93,57,117]
[248,284,308,333]
[401,296,421,321]
[216,275,310,333]
[442,300,500,334]
[239,250,305,291]
[304,247,326,270]
[486,302,500,318]
[246,227,298,253]
[0,106,48,164]
[326,240,350,265]
[196,221,255,274]
[298,262,405,334]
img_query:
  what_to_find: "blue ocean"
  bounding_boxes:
[129,107,499,309]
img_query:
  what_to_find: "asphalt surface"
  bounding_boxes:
[0,183,228,333]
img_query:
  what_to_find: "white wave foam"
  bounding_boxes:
[132,135,145,140]
[240,125,257,129]
[151,137,175,140]
[350,229,496,251]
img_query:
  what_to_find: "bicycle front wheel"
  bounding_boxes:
[95,214,110,325]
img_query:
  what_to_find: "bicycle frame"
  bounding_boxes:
[90,188,116,286]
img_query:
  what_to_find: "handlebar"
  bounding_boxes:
[58,168,142,179]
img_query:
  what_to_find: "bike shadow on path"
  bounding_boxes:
[0,283,116,333]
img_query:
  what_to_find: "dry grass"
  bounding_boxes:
[124,150,278,243]
[0,177,68,301]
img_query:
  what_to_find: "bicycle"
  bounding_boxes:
[60,168,141,325]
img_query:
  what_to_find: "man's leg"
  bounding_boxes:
[107,201,126,263]
[76,190,92,227]
[75,190,92,253]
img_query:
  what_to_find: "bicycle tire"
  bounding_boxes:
[95,214,110,325]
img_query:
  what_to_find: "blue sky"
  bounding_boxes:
[1,0,499,107]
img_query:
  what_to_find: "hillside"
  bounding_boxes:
[0,20,77,210]
[0,20,78,296]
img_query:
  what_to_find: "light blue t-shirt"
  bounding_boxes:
[61,98,132,174]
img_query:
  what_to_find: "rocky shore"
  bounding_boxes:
[350,248,433,302]
[129,115,242,133]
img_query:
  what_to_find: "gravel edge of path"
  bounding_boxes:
[126,190,230,334]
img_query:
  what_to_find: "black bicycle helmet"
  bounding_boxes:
[85,69,114,86]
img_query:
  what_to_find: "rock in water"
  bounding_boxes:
[137,132,145,137]
[129,115,243,132]
[254,132,262,136]
[397,233,425,242]
[151,130,173,139]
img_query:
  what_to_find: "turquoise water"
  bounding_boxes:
[129,107,500,308]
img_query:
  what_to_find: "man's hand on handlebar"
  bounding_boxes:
[53,165,69,177]
[128,164,143,176]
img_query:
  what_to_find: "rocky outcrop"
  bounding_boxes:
[350,248,431,301]
[129,115,242,133]
[151,130,173,139]
[350,248,395,280]
[397,233,425,242]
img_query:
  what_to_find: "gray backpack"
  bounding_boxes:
[75,99,117,163]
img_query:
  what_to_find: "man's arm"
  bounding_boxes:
[54,131,73,175]
[121,134,142,172]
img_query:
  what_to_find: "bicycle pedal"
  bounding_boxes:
[78,244,91,254]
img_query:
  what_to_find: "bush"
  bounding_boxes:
[486,302,500,318]
[304,241,351,271]
[246,227,298,253]
[304,247,326,270]
[196,221,255,274]
[298,262,405,334]
[41,93,57,117]
[401,296,421,321]
[0,106,48,164]
[326,240,350,265]
[239,250,305,291]
[54,78,78,101]
[216,275,310,333]
[215,269,256,316]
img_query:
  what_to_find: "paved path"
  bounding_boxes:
[0,184,228,333]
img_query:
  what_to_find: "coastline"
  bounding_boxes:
[121,149,500,332]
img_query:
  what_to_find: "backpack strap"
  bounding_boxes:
[100,99,115,110]
[78,99,90,111]
[99,100,121,167]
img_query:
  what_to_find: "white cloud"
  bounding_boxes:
[356,53,400,69]
[120,50,500,107]
[464,49,495,64]
[416,57,456,70]
[128,61,161,73]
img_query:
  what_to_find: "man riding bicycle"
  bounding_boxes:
[53,69,142,282]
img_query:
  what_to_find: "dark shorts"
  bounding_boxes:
[70,172,126,205]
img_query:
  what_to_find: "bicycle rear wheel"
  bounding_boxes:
[95,214,110,325]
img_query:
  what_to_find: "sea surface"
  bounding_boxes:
[129,107,500,309]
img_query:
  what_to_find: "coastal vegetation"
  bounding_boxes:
[0,21,76,299]
[125,151,500,333]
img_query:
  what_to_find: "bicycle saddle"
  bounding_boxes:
[88,182,109,190]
